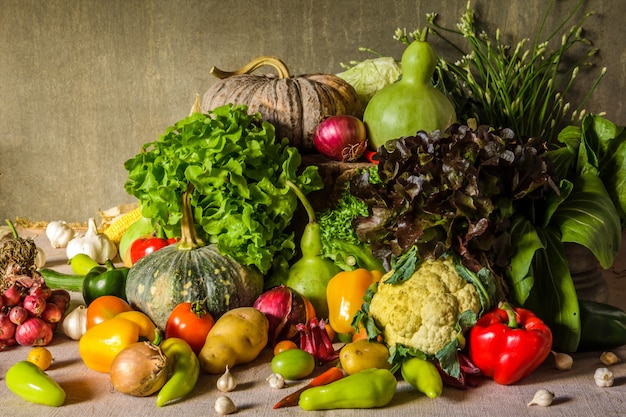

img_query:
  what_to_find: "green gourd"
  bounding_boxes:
[125,188,264,329]
[363,28,456,150]
[284,180,341,319]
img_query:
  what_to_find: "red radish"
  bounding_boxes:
[41,302,64,323]
[15,317,54,346]
[8,305,28,325]
[23,294,47,317]
[2,284,22,307]
[313,115,367,162]
[0,312,16,340]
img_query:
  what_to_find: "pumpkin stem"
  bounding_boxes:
[210,56,291,80]
[176,184,205,251]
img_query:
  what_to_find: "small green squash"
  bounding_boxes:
[125,190,264,329]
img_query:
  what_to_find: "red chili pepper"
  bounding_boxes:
[468,302,553,385]
[273,366,345,409]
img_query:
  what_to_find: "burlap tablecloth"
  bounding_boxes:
[1,227,625,417]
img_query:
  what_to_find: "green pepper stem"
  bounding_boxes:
[498,301,519,329]
[176,184,204,251]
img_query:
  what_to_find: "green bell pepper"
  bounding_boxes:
[577,299,626,351]
[298,368,397,410]
[82,260,129,305]
[5,361,66,407]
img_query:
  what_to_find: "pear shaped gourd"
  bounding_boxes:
[363,29,456,150]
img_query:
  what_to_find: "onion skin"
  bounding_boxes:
[109,341,168,397]
[253,285,316,344]
[313,115,367,162]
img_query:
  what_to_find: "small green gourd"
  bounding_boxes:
[284,180,341,319]
[363,28,456,149]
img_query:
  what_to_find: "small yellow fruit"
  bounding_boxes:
[27,347,53,371]
[339,339,392,375]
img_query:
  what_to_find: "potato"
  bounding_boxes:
[339,339,392,375]
[198,307,269,374]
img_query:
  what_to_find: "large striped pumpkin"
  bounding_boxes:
[201,56,363,152]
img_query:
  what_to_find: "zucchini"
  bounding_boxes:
[38,268,85,292]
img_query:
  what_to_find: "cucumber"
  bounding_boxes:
[38,268,85,292]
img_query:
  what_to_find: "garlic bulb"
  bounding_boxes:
[66,218,117,264]
[62,304,88,340]
[527,389,555,406]
[214,396,237,415]
[217,365,237,392]
[266,373,285,389]
[600,351,620,366]
[46,221,76,248]
[35,246,46,268]
[594,367,614,387]
[551,351,574,370]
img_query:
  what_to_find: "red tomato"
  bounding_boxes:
[129,236,176,264]
[165,302,215,355]
[86,295,133,329]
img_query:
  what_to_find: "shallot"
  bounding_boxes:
[313,115,367,162]
[0,312,16,340]
[15,317,54,346]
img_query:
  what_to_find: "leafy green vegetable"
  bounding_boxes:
[317,183,384,271]
[123,104,323,275]
[336,54,402,108]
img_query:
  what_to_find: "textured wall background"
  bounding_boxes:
[1,0,624,222]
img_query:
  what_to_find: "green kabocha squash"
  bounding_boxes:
[363,28,456,150]
[125,189,264,330]
[202,56,363,152]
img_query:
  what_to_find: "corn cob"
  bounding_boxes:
[103,206,143,244]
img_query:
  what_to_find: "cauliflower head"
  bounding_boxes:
[369,257,481,355]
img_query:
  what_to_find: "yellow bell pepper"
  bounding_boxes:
[326,269,383,335]
[78,310,157,373]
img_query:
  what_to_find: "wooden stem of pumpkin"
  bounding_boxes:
[210,56,291,80]
[176,185,205,251]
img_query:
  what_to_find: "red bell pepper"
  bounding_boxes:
[468,302,553,385]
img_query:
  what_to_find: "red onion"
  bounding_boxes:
[0,312,16,340]
[0,337,17,350]
[2,284,22,307]
[253,285,316,344]
[29,284,52,300]
[15,317,54,346]
[313,115,367,162]
[23,294,47,317]
[9,305,29,325]
[48,289,71,312]
[41,302,64,323]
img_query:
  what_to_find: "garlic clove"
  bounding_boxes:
[600,351,620,366]
[551,350,574,371]
[266,373,285,389]
[527,389,555,407]
[214,395,237,415]
[594,367,614,387]
[216,365,237,392]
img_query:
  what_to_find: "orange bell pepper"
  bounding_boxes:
[78,311,157,373]
[326,269,383,336]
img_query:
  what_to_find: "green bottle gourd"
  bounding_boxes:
[363,28,456,150]
[284,180,341,319]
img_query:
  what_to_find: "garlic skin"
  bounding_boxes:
[594,367,614,387]
[214,396,237,415]
[217,365,237,392]
[46,221,76,248]
[266,373,285,389]
[62,304,88,340]
[66,218,117,264]
[600,351,620,366]
[527,389,555,406]
[551,351,574,370]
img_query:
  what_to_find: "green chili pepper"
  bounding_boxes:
[156,337,200,407]
[401,357,443,398]
[82,260,129,305]
[577,299,626,351]
[298,368,397,410]
[5,361,66,407]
